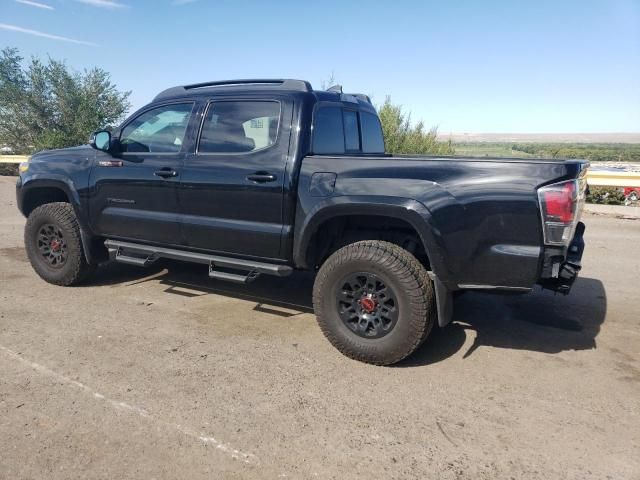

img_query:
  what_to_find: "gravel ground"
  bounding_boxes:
[0,175,638,479]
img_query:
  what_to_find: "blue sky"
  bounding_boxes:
[1,0,639,133]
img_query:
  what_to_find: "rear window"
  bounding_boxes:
[360,111,385,153]
[312,107,344,154]
[343,110,360,152]
[312,105,385,155]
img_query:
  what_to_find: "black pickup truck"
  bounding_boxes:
[16,79,588,365]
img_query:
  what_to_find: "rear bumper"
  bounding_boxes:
[537,221,585,294]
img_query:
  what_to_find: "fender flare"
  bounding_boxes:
[293,195,450,285]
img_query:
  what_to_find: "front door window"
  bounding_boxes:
[120,103,193,153]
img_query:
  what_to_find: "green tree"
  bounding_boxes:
[378,97,454,155]
[320,71,338,91]
[0,47,131,154]
[319,73,455,155]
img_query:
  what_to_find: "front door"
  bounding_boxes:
[89,102,196,246]
[179,98,292,259]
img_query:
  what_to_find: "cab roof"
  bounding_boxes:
[153,79,375,111]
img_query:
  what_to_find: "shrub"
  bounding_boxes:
[586,186,626,205]
[0,163,18,176]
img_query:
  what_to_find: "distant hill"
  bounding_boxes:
[438,133,640,144]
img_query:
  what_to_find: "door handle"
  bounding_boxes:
[154,168,178,178]
[246,172,277,183]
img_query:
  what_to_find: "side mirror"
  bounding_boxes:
[90,130,112,152]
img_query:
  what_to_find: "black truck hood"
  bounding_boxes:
[31,144,94,162]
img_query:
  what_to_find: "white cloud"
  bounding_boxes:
[0,23,98,46]
[15,0,55,10]
[74,0,127,9]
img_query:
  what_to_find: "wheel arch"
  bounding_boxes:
[19,178,106,264]
[294,196,448,282]
[20,178,81,217]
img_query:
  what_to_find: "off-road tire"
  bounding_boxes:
[313,240,436,365]
[24,202,96,286]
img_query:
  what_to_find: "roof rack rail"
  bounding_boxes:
[154,79,312,101]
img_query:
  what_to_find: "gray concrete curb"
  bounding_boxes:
[584,203,640,218]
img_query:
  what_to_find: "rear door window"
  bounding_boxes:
[198,101,280,154]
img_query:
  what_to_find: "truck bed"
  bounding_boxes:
[296,154,588,291]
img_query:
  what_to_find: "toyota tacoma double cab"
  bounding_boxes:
[16,79,588,365]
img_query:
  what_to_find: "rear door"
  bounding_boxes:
[178,98,292,259]
[89,102,196,245]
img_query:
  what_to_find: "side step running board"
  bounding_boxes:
[208,268,260,284]
[114,252,157,267]
[104,240,293,281]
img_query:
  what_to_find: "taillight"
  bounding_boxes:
[542,181,576,223]
[538,179,585,246]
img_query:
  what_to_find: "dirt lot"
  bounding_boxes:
[0,175,638,479]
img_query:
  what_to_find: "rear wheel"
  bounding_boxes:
[313,240,436,365]
[24,202,96,286]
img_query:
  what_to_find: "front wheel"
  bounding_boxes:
[313,240,436,365]
[24,202,96,286]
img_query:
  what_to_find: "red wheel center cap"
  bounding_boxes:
[360,297,377,313]
[50,240,61,252]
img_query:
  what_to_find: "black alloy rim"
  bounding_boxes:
[335,272,399,338]
[36,224,68,268]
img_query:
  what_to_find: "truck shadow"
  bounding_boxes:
[400,277,607,367]
[90,262,606,366]
[90,259,315,314]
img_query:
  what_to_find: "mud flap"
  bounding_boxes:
[80,228,109,265]
[434,276,454,327]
